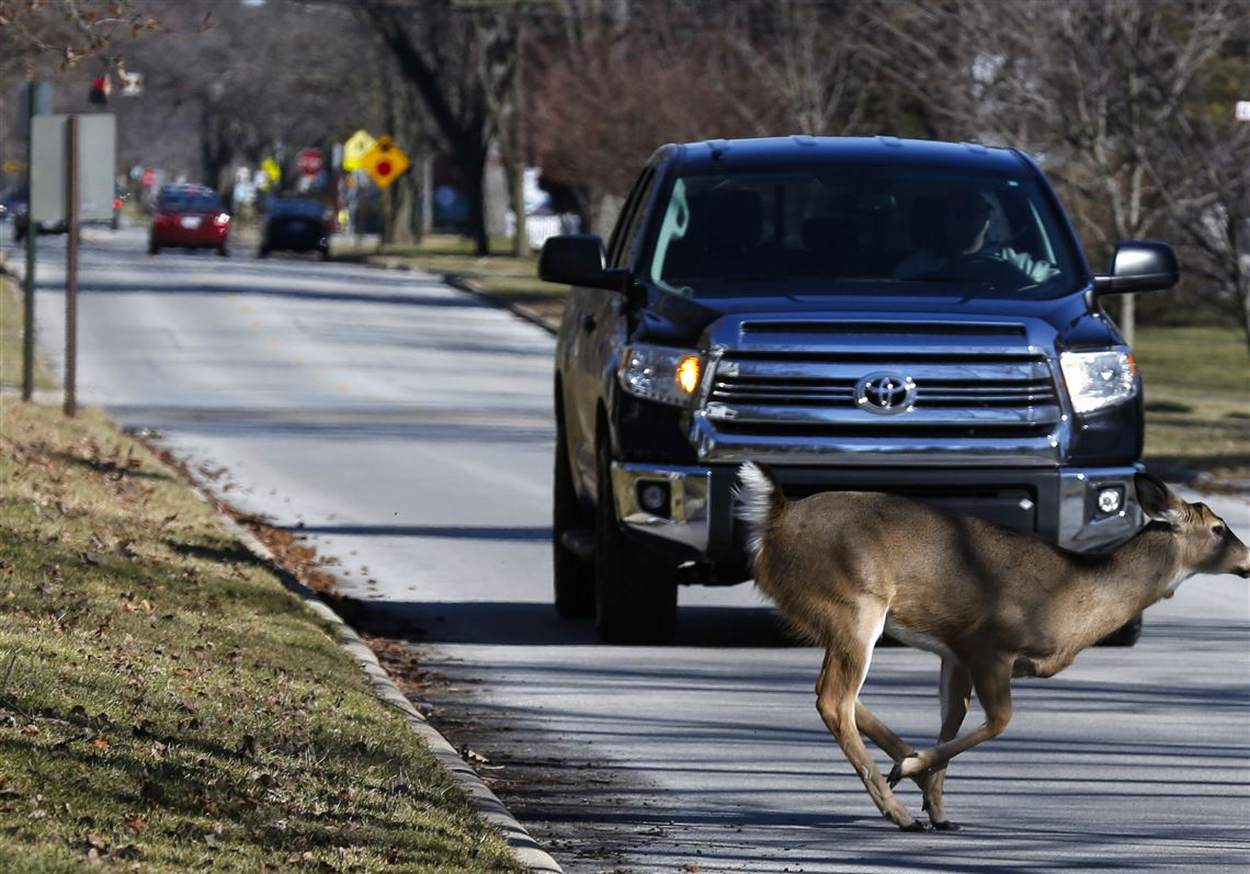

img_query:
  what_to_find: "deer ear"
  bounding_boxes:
[1135,473,1181,527]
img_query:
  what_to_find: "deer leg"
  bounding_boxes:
[922,657,974,830]
[855,701,913,762]
[888,656,1012,788]
[815,616,924,832]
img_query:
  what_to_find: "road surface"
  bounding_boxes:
[6,227,1249,873]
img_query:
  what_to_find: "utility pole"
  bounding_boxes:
[22,84,38,401]
[63,116,80,417]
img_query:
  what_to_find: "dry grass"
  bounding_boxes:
[0,400,520,873]
[0,275,56,392]
[333,234,567,324]
[1136,326,1250,483]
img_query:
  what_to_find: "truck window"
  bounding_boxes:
[645,166,1082,299]
[608,168,656,269]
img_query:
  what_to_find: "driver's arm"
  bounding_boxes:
[997,247,1058,282]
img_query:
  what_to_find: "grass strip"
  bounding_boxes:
[0,400,521,872]
[1,275,56,392]
[1136,325,1250,484]
[333,235,566,326]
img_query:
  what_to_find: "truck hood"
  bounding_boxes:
[639,285,1120,352]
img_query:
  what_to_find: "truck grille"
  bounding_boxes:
[692,316,1067,466]
[706,356,1060,428]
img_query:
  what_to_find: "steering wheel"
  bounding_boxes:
[951,254,1033,288]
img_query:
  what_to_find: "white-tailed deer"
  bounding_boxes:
[735,462,1250,831]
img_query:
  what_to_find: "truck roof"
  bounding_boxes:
[665,136,1030,175]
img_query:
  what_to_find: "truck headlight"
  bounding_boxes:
[619,344,704,407]
[1059,347,1138,414]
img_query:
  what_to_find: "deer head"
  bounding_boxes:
[1136,473,1250,580]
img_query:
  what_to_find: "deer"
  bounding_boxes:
[734,462,1250,832]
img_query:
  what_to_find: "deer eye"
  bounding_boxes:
[1212,524,1226,537]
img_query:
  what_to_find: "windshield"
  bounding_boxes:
[269,199,324,218]
[646,166,1083,299]
[159,191,224,213]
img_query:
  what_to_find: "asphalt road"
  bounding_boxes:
[6,226,1249,873]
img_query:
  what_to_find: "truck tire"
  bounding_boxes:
[1097,613,1142,647]
[553,411,594,619]
[594,441,677,644]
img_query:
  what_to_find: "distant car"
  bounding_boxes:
[149,185,229,256]
[9,192,67,241]
[259,198,331,259]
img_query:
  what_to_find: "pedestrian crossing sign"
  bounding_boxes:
[342,130,377,171]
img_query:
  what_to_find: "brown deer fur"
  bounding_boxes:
[734,461,1250,831]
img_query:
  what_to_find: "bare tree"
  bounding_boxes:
[864,0,1247,346]
[529,2,786,233]
[357,0,518,254]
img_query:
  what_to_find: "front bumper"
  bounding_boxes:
[611,461,1143,564]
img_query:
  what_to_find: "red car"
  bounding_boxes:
[149,185,230,256]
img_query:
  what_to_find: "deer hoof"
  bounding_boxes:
[930,819,960,832]
[898,819,929,833]
[886,764,902,788]
[887,755,924,788]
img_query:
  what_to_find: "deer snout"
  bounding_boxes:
[1228,536,1250,578]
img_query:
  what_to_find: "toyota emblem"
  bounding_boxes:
[855,372,916,415]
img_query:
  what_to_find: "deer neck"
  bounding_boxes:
[1061,527,1183,649]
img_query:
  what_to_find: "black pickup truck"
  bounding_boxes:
[539,136,1177,644]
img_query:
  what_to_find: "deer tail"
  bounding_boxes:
[734,461,786,565]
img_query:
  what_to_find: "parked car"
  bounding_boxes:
[9,190,67,241]
[258,198,330,259]
[149,184,230,255]
[540,136,1178,645]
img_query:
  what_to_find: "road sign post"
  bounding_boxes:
[21,83,44,402]
[64,116,79,417]
[29,112,114,415]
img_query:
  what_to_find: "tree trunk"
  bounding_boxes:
[1240,215,1250,358]
[419,153,433,240]
[465,143,489,255]
[509,21,527,257]
[1121,293,1135,347]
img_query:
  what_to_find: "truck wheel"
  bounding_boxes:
[1097,613,1142,647]
[553,411,594,619]
[594,442,677,644]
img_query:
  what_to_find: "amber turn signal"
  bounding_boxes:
[676,355,701,394]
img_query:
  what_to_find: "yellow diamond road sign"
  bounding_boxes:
[258,156,281,191]
[342,130,376,171]
[361,136,411,189]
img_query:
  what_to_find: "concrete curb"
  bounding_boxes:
[351,253,560,337]
[439,272,560,337]
[206,508,563,873]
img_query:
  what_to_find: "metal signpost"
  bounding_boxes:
[30,113,116,416]
[20,81,52,401]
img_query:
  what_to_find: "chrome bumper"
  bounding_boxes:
[610,462,712,552]
[611,462,1143,558]
[1056,467,1143,552]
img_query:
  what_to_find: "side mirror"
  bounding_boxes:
[1093,241,1179,294]
[538,234,623,290]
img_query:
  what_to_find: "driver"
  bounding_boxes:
[895,190,1058,284]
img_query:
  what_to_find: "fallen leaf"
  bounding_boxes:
[91,736,110,751]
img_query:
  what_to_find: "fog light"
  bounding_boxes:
[638,482,670,516]
[1096,487,1123,514]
